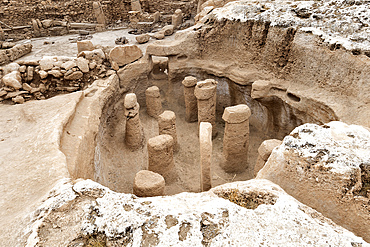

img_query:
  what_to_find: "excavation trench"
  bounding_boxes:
[62,59,336,195]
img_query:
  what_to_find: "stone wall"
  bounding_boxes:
[0,0,197,28]
[0,49,114,104]
[0,43,32,65]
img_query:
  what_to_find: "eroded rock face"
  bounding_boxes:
[25,179,368,246]
[257,121,370,242]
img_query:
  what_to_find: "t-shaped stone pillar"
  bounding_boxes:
[221,104,251,173]
[147,134,174,179]
[199,122,212,192]
[124,93,144,149]
[131,0,142,12]
[194,79,218,137]
[93,2,106,27]
[145,86,163,118]
[172,9,183,29]
[158,110,179,152]
[182,76,198,123]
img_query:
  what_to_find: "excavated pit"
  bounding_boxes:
[89,67,333,195]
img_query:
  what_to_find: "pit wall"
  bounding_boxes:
[0,0,197,28]
[146,18,370,133]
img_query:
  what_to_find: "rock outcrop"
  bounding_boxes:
[257,121,370,242]
[25,179,368,246]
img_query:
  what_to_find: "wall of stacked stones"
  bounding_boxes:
[0,48,112,104]
[0,0,197,27]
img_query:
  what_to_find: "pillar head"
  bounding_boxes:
[133,170,165,197]
[146,86,161,98]
[175,9,182,15]
[182,76,197,87]
[148,134,173,151]
[124,93,138,108]
[158,110,176,125]
[194,79,218,100]
[222,104,251,124]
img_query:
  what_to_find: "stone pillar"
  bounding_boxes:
[145,86,163,118]
[93,2,106,27]
[158,110,179,152]
[221,104,251,173]
[131,0,142,12]
[124,93,144,149]
[133,170,165,197]
[0,26,5,41]
[153,11,161,23]
[182,76,198,123]
[199,122,212,192]
[254,139,282,177]
[147,134,174,179]
[194,79,218,137]
[172,9,183,29]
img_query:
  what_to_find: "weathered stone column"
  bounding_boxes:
[124,93,144,149]
[194,79,218,137]
[0,26,5,41]
[254,139,282,177]
[147,134,174,179]
[133,170,165,197]
[182,76,198,123]
[199,122,212,191]
[131,0,142,12]
[93,2,106,27]
[172,9,183,28]
[221,104,251,173]
[145,86,163,118]
[158,110,179,152]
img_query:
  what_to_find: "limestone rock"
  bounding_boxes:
[12,95,25,104]
[77,40,94,54]
[24,179,369,246]
[22,83,32,92]
[152,31,165,40]
[136,34,150,44]
[115,37,129,45]
[61,61,76,71]
[26,66,34,82]
[133,170,165,197]
[254,139,282,177]
[162,25,174,36]
[109,45,143,67]
[2,71,22,90]
[39,57,54,71]
[64,71,83,80]
[76,57,89,73]
[39,70,48,79]
[48,69,63,78]
[257,121,370,242]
